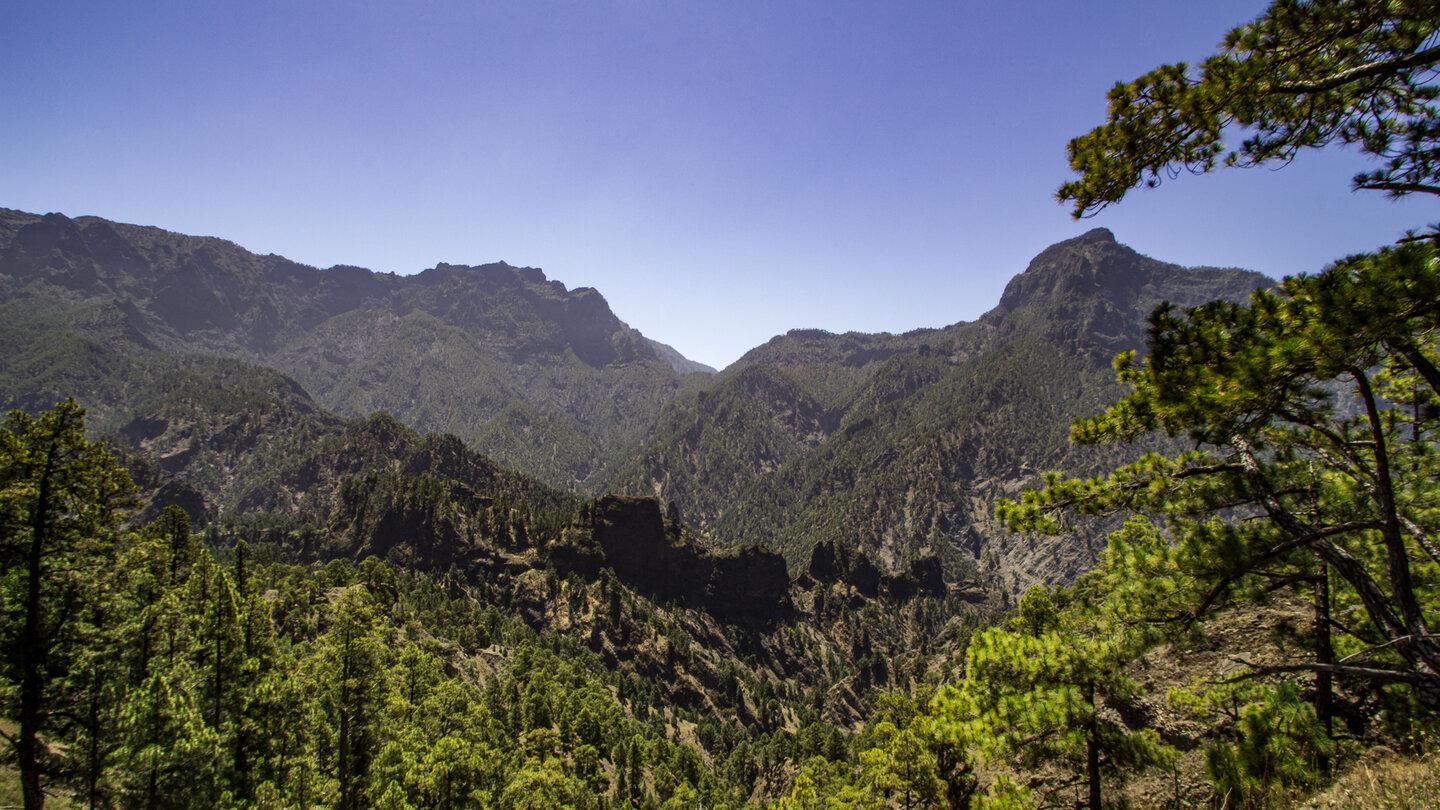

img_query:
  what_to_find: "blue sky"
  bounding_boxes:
[3,2,1431,370]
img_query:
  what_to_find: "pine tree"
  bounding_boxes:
[0,400,136,810]
[116,664,222,809]
[318,588,393,810]
[858,719,945,809]
[1001,0,1440,714]
[1059,0,1440,218]
[998,243,1440,707]
[935,563,1173,810]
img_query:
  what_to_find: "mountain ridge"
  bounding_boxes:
[0,207,697,489]
[0,205,1270,594]
[605,227,1271,591]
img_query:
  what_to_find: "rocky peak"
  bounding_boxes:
[995,228,1151,314]
[1,211,101,291]
[1072,226,1116,245]
[996,229,1270,324]
[807,539,883,594]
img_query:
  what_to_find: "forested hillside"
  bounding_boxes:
[2,402,993,808]
[4,1,1439,807]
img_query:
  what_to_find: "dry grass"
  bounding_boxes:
[1291,750,1440,810]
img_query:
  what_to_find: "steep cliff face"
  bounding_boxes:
[588,496,791,622]
[317,482,980,727]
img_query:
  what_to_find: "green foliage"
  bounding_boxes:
[5,11,1436,804]
[0,399,136,809]
[8,401,954,809]
[768,696,975,810]
[967,2,1440,804]
[972,776,1033,810]
[1205,683,1336,808]
[934,525,1176,809]
[768,757,879,809]
[1004,0,1440,734]
[857,719,946,809]
[998,239,1440,708]
[1059,0,1440,217]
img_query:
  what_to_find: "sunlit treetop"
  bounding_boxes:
[1060,0,1440,218]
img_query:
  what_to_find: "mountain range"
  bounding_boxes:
[0,206,1268,593]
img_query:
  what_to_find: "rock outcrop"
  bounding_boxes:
[588,496,790,622]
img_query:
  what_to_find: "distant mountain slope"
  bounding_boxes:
[605,229,1271,592]
[645,337,719,375]
[0,207,1270,593]
[0,207,702,490]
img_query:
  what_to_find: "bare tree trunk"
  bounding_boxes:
[19,440,59,810]
[1314,561,1334,748]
[1086,683,1101,810]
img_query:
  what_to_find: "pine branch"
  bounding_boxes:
[1389,338,1440,396]
[1268,44,1440,95]
[1188,519,1383,620]
[1214,657,1425,685]
[1400,515,1440,568]
[1338,634,1440,664]
[1395,229,1440,244]
[1356,181,1440,196]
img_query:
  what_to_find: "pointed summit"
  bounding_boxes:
[1023,227,1122,270]
[997,229,1266,324]
[998,229,1142,314]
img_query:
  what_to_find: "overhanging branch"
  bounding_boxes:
[1214,658,1425,685]
[1339,634,1440,664]
[1268,44,1440,95]
[1356,181,1440,197]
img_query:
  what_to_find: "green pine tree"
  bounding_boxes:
[0,400,136,810]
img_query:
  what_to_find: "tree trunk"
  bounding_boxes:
[1086,683,1101,810]
[86,668,101,810]
[1314,561,1334,752]
[19,441,58,810]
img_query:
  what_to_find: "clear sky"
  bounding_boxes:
[3,2,1432,370]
